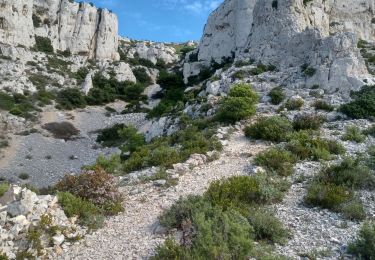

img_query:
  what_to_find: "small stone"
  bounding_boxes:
[154,180,167,187]
[53,234,65,245]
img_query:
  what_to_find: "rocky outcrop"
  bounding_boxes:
[0,0,119,60]
[0,185,86,259]
[120,39,179,65]
[187,0,375,93]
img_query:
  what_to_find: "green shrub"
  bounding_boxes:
[341,200,367,221]
[156,196,254,260]
[245,116,293,142]
[34,36,54,53]
[305,182,353,210]
[57,88,87,110]
[205,175,289,212]
[348,222,375,259]
[57,192,104,229]
[268,87,285,105]
[316,157,375,190]
[340,85,375,119]
[0,182,9,197]
[286,131,345,161]
[18,173,30,180]
[254,148,296,176]
[301,64,316,77]
[217,84,258,123]
[247,208,289,244]
[56,167,123,215]
[87,154,123,175]
[342,125,366,143]
[284,98,304,110]
[363,125,375,137]
[96,124,145,151]
[313,100,334,112]
[132,67,152,86]
[0,91,14,110]
[74,67,89,85]
[293,114,325,131]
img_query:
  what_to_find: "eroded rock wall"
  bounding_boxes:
[0,0,119,60]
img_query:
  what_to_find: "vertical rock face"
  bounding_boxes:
[191,0,375,93]
[0,0,119,60]
[198,0,256,62]
[0,0,35,47]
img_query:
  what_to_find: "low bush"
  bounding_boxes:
[57,192,104,229]
[342,125,366,143]
[0,91,14,110]
[34,36,54,53]
[56,88,87,110]
[87,154,123,175]
[363,124,375,137]
[293,114,325,131]
[254,148,296,176]
[42,121,79,140]
[316,157,375,191]
[205,175,289,212]
[55,167,123,215]
[286,131,345,161]
[132,67,152,86]
[217,84,258,123]
[245,116,293,142]
[247,208,289,244]
[0,182,9,197]
[348,222,375,259]
[313,100,334,112]
[155,202,254,259]
[340,85,375,119]
[284,98,304,111]
[268,87,285,105]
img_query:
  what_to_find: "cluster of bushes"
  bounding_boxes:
[0,91,49,119]
[147,70,186,118]
[93,117,222,174]
[34,36,54,53]
[216,84,258,123]
[342,125,366,143]
[313,100,334,112]
[56,167,123,229]
[340,85,375,119]
[305,157,375,220]
[56,72,147,110]
[153,174,290,259]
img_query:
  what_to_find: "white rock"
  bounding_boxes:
[53,234,65,246]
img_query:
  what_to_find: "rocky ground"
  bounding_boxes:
[0,103,147,187]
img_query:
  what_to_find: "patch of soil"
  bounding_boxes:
[42,122,80,140]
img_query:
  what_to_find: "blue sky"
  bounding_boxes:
[91,0,223,43]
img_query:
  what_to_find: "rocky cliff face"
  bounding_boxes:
[0,0,119,60]
[188,0,375,93]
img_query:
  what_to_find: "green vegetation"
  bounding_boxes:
[268,87,285,105]
[132,67,152,85]
[0,91,43,119]
[57,192,105,230]
[0,182,9,197]
[96,124,145,149]
[283,98,304,110]
[216,83,258,123]
[342,125,366,143]
[254,148,296,176]
[154,173,290,259]
[56,88,87,110]
[292,114,325,131]
[340,85,375,119]
[56,167,123,215]
[301,64,316,77]
[348,222,375,259]
[206,175,289,211]
[245,116,293,142]
[313,100,334,112]
[148,70,185,118]
[249,63,276,76]
[305,157,373,220]
[286,131,345,161]
[42,121,79,140]
[34,36,54,53]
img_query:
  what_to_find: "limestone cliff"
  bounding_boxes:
[187,0,375,92]
[0,0,119,60]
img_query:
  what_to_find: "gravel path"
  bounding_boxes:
[60,131,268,260]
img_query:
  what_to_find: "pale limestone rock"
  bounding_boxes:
[114,62,136,83]
[0,0,119,60]
[123,41,178,64]
[81,73,93,95]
